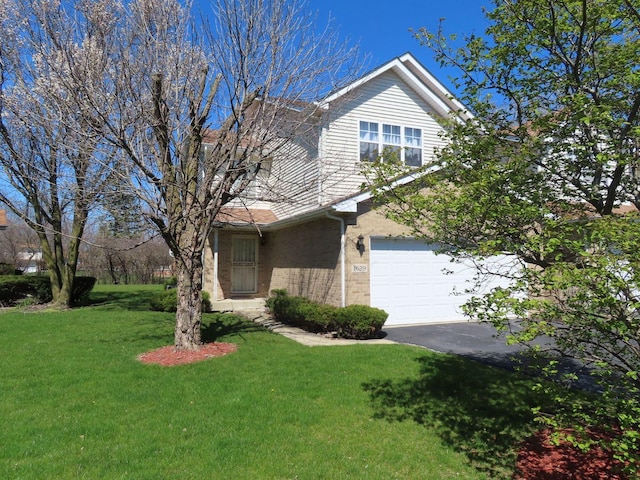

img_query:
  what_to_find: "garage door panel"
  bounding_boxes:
[370,238,513,325]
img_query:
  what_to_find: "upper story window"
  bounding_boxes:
[359,121,379,161]
[404,127,422,167]
[359,121,422,166]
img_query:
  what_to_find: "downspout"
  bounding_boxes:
[325,211,345,307]
[213,229,219,301]
[317,124,327,206]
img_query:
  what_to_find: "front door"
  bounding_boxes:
[232,236,258,294]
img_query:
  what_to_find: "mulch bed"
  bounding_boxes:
[137,342,237,366]
[515,428,632,479]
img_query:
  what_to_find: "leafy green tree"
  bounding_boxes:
[368,0,640,469]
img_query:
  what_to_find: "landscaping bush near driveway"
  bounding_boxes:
[334,304,388,339]
[266,289,388,339]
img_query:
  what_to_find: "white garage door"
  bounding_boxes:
[370,238,513,326]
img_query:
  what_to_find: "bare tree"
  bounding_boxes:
[81,231,173,284]
[0,0,120,306]
[76,0,359,349]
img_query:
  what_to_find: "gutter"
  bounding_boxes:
[325,211,346,307]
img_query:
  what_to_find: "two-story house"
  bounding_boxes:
[203,52,510,325]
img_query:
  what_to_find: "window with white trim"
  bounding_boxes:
[359,121,422,166]
[404,127,422,166]
[359,121,379,161]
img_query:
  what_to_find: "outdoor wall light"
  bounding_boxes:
[356,234,365,253]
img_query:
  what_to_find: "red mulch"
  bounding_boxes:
[137,342,237,366]
[515,428,632,479]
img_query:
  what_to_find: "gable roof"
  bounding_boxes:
[320,52,471,122]
[211,53,468,229]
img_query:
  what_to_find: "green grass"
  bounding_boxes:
[0,284,549,479]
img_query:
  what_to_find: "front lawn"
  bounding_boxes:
[0,284,548,479]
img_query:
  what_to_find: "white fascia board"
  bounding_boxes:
[397,53,472,120]
[319,53,471,123]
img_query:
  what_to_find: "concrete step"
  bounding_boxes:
[210,298,266,312]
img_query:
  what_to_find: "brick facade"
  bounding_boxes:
[205,217,343,306]
[204,202,411,308]
[343,200,410,306]
[267,218,342,305]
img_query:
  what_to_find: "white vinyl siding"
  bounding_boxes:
[223,136,319,218]
[320,70,448,202]
[223,69,451,219]
[268,142,320,219]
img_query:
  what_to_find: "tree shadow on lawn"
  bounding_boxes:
[363,354,555,478]
[201,313,266,343]
[84,288,161,311]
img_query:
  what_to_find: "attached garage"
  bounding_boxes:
[370,237,513,326]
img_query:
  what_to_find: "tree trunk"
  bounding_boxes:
[48,265,74,308]
[174,252,203,350]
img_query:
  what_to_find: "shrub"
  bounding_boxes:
[278,296,310,324]
[265,288,287,312]
[0,275,51,305]
[0,263,19,275]
[333,304,388,339]
[72,276,96,304]
[150,288,211,313]
[150,289,177,312]
[201,291,211,313]
[266,289,387,339]
[297,302,338,332]
[29,277,53,304]
[0,275,96,306]
[164,276,177,289]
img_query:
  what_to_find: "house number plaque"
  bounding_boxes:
[352,264,368,273]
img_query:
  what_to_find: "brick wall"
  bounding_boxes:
[204,218,342,305]
[268,217,341,305]
[344,200,410,306]
[204,203,418,306]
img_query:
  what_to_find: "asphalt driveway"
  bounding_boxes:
[383,321,527,370]
[383,321,597,391]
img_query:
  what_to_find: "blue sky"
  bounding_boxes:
[305,0,492,96]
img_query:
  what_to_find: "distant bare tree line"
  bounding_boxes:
[0,213,172,283]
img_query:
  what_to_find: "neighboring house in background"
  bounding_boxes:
[0,211,44,273]
[17,245,43,274]
[203,52,511,325]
